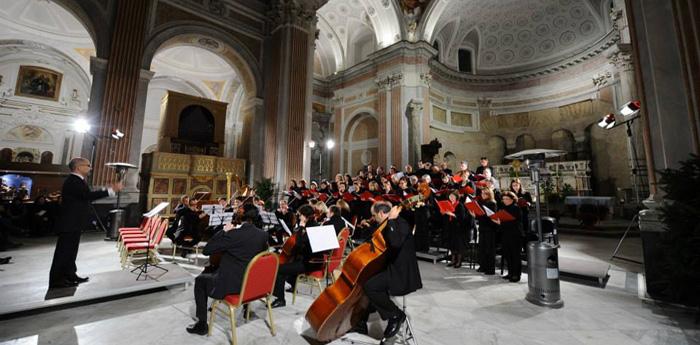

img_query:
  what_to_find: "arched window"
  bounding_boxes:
[40,151,53,165]
[458,49,473,73]
[0,148,12,163]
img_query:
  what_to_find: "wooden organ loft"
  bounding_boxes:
[139,91,245,216]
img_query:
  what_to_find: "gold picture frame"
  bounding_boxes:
[15,65,63,101]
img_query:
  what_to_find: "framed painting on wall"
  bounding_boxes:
[15,65,63,101]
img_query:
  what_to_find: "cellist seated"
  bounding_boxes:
[350,202,423,340]
[271,204,323,308]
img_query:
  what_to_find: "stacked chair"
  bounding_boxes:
[117,217,169,268]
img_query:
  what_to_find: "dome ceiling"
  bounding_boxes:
[315,0,609,77]
[431,0,607,74]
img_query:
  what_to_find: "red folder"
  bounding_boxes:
[302,190,316,198]
[517,198,529,208]
[459,185,475,195]
[342,193,356,202]
[452,174,463,183]
[318,193,329,202]
[490,210,516,222]
[465,200,485,216]
[475,180,489,188]
[435,189,452,197]
[360,191,374,201]
[437,200,456,215]
[381,194,401,204]
[474,174,486,181]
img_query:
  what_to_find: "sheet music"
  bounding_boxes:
[483,205,495,217]
[144,202,169,217]
[208,212,234,226]
[306,225,340,253]
[260,211,280,225]
[279,216,291,235]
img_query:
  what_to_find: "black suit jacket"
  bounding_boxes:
[382,217,422,296]
[324,215,346,235]
[56,174,109,234]
[203,222,268,299]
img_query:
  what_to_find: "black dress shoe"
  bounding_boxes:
[476,267,485,273]
[0,257,11,265]
[270,299,286,309]
[186,321,208,335]
[49,279,79,289]
[73,275,89,284]
[509,276,521,283]
[350,322,368,335]
[383,311,406,338]
[484,271,495,275]
[501,275,511,280]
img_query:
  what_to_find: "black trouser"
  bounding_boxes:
[502,230,521,278]
[194,273,216,322]
[272,261,306,302]
[414,208,430,252]
[49,231,81,283]
[478,227,496,274]
[363,270,401,320]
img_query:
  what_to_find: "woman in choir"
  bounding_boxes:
[443,191,468,268]
[492,191,522,282]
[509,178,532,238]
[473,187,498,275]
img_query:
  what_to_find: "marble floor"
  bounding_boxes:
[0,233,697,345]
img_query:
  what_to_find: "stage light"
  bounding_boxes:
[620,100,641,117]
[598,113,616,129]
[74,118,91,133]
[111,129,125,140]
[325,139,335,149]
[308,140,316,148]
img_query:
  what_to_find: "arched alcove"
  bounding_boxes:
[515,134,536,152]
[552,129,576,159]
[343,112,379,173]
[487,136,507,164]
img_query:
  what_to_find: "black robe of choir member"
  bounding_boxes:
[500,204,522,281]
[477,200,498,275]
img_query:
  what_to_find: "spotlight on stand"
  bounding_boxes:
[505,148,566,309]
[325,139,335,149]
[308,140,316,149]
[620,100,641,117]
[111,129,125,140]
[74,118,91,133]
[598,113,616,130]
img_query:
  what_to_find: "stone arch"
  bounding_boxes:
[52,0,109,57]
[551,129,576,159]
[419,0,452,42]
[343,111,379,174]
[142,26,261,98]
[443,151,457,171]
[487,136,507,165]
[515,134,536,153]
[0,148,13,163]
[40,151,54,165]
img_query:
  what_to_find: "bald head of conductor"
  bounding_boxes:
[69,157,123,192]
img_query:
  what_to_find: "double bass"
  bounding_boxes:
[305,197,421,342]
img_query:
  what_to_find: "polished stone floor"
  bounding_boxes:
[0,233,697,345]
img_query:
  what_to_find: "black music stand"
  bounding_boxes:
[131,202,170,281]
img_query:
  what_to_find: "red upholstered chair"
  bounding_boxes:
[117,216,159,253]
[291,228,349,304]
[208,252,279,345]
[120,218,168,268]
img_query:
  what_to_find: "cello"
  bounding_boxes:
[305,198,421,342]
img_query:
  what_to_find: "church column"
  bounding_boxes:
[246,97,265,184]
[331,96,342,174]
[389,74,404,168]
[407,99,423,166]
[376,78,389,169]
[91,0,149,186]
[263,0,320,186]
[123,69,155,195]
[81,57,108,161]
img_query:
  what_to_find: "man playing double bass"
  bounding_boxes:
[352,201,422,340]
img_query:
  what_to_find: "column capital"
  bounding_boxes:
[139,69,155,81]
[89,56,108,75]
[268,0,320,32]
[420,72,433,87]
[608,49,634,71]
[408,99,424,113]
[375,73,403,91]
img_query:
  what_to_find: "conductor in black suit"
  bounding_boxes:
[49,157,122,288]
[187,203,269,335]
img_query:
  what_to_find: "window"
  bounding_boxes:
[458,49,473,73]
[433,41,440,60]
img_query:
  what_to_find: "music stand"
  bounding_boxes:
[208,212,234,227]
[307,225,340,286]
[131,202,170,281]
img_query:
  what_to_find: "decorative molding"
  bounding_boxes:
[420,72,433,87]
[607,49,634,72]
[375,73,403,90]
[267,0,319,32]
[592,71,613,88]
[429,30,620,84]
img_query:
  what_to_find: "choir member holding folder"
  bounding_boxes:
[470,188,498,275]
[492,191,522,282]
[438,192,469,268]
